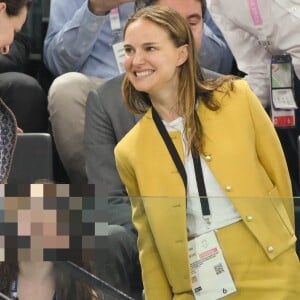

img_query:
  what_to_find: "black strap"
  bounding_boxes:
[152,107,211,217]
[192,155,210,216]
[152,107,187,191]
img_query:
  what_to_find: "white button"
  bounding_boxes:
[204,155,212,162]
[246,215,253,222]
[267,246,274,253]
[225,185,232,192]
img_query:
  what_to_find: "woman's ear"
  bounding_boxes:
[176,44,188,67]
[0,2,6,13]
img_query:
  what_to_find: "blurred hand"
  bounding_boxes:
[88,0,134,15]
[17,127,23,134]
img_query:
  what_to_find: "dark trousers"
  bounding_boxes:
[0,72,48,132]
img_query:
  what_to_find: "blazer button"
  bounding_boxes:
[246,215,253,222]
[225,185,232,192]
[204,155,212,162]
[267,246,274,253]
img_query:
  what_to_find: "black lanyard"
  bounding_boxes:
[152,107,211,217]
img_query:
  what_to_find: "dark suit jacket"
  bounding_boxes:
[84,69,220,227]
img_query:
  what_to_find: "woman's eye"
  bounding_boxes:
[124,47,134,55]
[146,46,156,51]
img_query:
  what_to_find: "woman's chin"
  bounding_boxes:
[132,83,151,94]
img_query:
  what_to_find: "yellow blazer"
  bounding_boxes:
[115,80,297,299]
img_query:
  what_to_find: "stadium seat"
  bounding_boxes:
[8,133,54,183]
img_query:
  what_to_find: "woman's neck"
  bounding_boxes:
[18,261,54,282]
[150,88,180,122]
[17,262,55,300]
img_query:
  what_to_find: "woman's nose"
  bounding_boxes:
[0,45,10,55]
[132,50,145,65]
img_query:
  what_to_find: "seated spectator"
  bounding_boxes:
[209,0,300,196]
[43,0,233,184]
[0,0,34,184]
[0,182,101,300]
[0,7,48,133]
[0,181,140,300]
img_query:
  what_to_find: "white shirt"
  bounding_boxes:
[209,0,300,107]
[163,118,241,238]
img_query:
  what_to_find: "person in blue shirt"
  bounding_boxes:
[43,0,234,184]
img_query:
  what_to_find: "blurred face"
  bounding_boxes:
[0,3,27,54]
[3,185,69,261]
[156,0,203,50]
[124,18,187,97]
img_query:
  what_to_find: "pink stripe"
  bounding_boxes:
[110,8,118,15]
[247,0,263,25]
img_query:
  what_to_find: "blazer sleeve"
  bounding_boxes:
[242,80,294,225]
[85,87,125,196]
[84,87,136,231]
[115,145,173,300]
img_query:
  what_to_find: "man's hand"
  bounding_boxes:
[88,0,134,16]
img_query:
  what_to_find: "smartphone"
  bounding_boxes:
[271,54,297,110]
[271,55,293,89]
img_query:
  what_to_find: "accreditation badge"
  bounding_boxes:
[270,54,297,127]
[188,231,236,299]
[110,8,121,31]
[112,41,125,74]
[271,107,295,128]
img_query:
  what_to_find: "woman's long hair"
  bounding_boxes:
[122,6,235,155]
